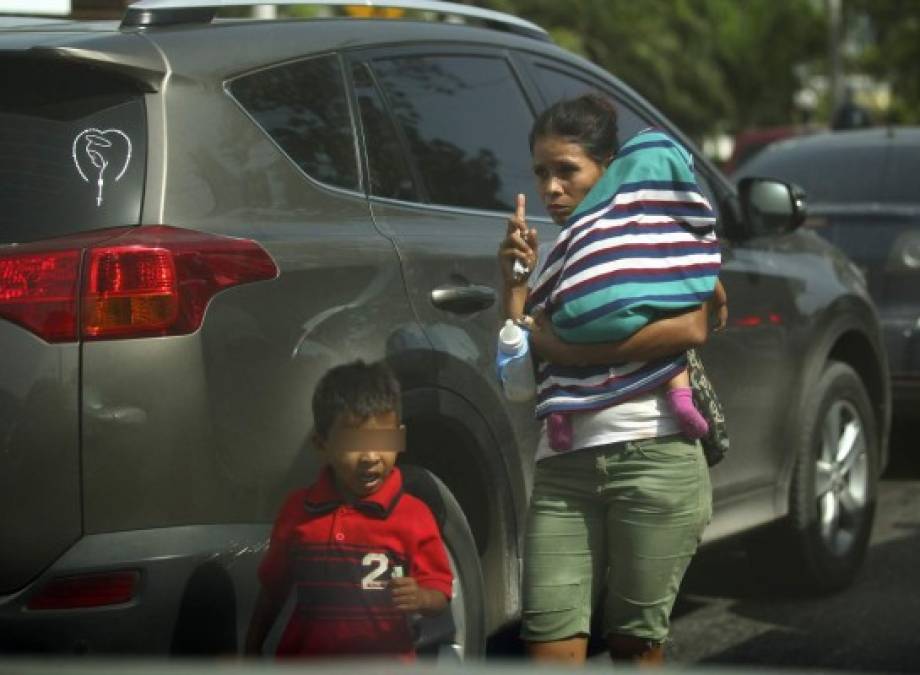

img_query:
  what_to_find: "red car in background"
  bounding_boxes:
[724,125,816,173]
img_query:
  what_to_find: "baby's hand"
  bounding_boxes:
[710,279,728,331]
[714,302,728,331]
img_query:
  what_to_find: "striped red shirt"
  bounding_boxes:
[258,466,453,657]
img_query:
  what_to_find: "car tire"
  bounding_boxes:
[170,562,238,655]
[400,465,486,659]
[783,361,878,592]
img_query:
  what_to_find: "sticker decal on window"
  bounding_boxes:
[72,128,133,207]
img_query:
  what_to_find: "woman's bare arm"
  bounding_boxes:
[529,304,709,367]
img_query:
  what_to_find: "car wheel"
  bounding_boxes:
[170,562,238,655]
[785,361,878,592]
[400,465,486,659]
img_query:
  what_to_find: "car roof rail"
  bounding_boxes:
[120,0,551,41]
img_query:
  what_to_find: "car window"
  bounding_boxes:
[229,54,359,191]
[351,63,419,202]
[531,63,649,141]
[884,145,920,204]
[737,143,886,205]
[807,214,920,306]
[370,54,538,212]
[692,169,722,231]
[0,58,146,245]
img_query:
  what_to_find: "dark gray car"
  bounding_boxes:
[735,127,920,416]
[0,0,891,657]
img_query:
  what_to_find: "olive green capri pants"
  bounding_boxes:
[521,435,712,644]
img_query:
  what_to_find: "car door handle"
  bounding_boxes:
[430,284,496,314]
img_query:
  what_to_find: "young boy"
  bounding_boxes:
[244,360,453,659]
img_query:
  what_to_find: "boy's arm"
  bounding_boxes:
[391,500,453,616]
[245,490,301,656]
[244,587,286,656]
[530,303,709,367]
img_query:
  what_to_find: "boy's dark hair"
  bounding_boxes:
[312,360,402,439]
[528,93,620,164]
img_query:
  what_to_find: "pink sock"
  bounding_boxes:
[547,412,574,452]
[667,387,709,439]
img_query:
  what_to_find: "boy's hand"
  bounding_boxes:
[389,576,447,615]
[389,576,424,613]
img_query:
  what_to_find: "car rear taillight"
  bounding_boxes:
[83,246,179,338]
[0,250,82,342]
[27,571,139,610]
[0,226,278,343]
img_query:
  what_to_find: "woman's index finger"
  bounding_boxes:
[515,193,526,223]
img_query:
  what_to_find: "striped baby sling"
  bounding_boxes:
[526,129,721,419]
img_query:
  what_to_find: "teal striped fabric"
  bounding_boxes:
[525,129,721,419]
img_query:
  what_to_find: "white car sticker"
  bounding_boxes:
[72,128,133,207]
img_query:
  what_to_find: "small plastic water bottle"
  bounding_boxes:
[496,319,536,402]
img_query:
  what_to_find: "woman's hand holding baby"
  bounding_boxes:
[528,309,568,365]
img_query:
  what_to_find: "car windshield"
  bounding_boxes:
[0,58,146,245]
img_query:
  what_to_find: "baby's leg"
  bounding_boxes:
[546,412,574,452]
[665,371,709,439]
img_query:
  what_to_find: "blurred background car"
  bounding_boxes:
[734,127,920,416]
[723,125,813,174]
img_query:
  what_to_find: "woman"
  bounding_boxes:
[498,94,718,665]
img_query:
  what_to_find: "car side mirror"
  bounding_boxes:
[737,177,807,237]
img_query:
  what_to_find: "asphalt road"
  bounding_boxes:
[488,419,920,671]
[666,417,920,672]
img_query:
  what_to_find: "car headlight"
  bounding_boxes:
[889,231,920,271]
[900,237,920,269]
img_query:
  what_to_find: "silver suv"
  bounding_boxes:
[0,0,891,657]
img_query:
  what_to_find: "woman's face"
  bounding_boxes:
[532,134,609,226]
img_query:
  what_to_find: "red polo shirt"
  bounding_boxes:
[258,466,453,657]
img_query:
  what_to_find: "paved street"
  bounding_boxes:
[667,418,920,672]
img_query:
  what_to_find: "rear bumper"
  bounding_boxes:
[0,525,268,655]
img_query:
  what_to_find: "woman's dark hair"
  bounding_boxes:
[312,359,401,439]
[528,93,620,163]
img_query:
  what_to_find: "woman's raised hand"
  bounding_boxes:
[498,193,538,288]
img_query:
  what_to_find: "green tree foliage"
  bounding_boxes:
[702,0,825,130]
[850,0,920,123]
[472,0,826,139]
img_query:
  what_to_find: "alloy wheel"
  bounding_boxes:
[814,399,869,556]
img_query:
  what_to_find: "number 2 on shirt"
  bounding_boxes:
[361,552,389,590]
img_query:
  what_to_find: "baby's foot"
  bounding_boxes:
[667,388,709,439]
[547,413,574,452]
